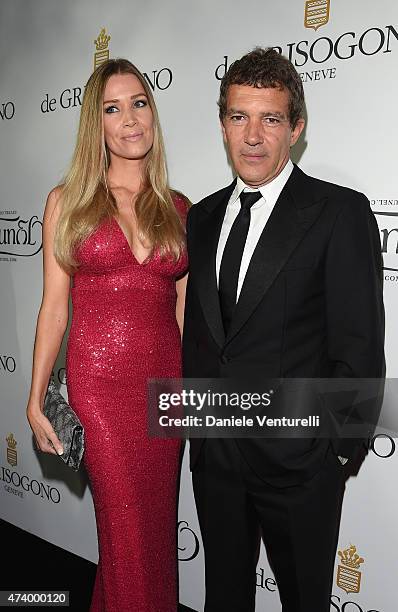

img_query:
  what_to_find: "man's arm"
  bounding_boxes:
[324,192,385,458]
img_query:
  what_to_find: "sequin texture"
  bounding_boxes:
[65,196,188,612]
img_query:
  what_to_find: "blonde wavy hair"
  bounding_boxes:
[54,58,187,273]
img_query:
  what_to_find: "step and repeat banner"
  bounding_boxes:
[1,0,397,610]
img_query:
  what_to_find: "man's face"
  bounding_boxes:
[221,84,305,187]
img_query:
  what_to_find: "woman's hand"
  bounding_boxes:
[27,403,64,456]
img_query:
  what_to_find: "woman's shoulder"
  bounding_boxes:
[43,185,64,226]
[171,190,191,219]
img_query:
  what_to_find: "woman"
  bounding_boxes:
[26,58,189,612]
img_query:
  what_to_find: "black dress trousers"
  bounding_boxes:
[192,438,345,612]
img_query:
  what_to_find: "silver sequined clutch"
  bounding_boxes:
[43,378,85,471]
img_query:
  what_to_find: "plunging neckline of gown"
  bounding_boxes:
[111,216,150,265]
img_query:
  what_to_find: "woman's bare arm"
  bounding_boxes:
[176,273,188,338]
[26,187,71,455]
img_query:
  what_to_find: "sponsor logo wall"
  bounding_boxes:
[0,0,397,610]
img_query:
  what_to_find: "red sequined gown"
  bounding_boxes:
[65,196,188,612]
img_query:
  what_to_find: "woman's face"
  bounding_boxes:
[103,73,154,162]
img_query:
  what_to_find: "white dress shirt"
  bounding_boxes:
[216,159,294,300]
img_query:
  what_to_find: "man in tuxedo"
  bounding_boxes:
[182,48,384,611]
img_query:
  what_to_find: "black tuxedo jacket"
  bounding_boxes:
[182,165,385,486]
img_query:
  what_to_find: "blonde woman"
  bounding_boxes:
[27,59,189,612]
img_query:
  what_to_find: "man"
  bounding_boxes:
[182,48,384,612]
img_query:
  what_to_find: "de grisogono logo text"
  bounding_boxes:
[215,23,397,84]
[40,67,173,115]
[2,434,61,504]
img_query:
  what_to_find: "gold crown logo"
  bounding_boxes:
[6,433,17,449]
[338,545,365,569]
[337,544,364,594]
[94,27,111,51]
[93,28,111,70]
[6,433,17,467]
[304,0,330,31]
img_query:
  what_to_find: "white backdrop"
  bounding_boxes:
[0,1,397,610]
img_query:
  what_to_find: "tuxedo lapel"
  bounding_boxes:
[195,180,236,349]
[225,166,326,346]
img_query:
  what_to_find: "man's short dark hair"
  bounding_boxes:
[218,47,305,128]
